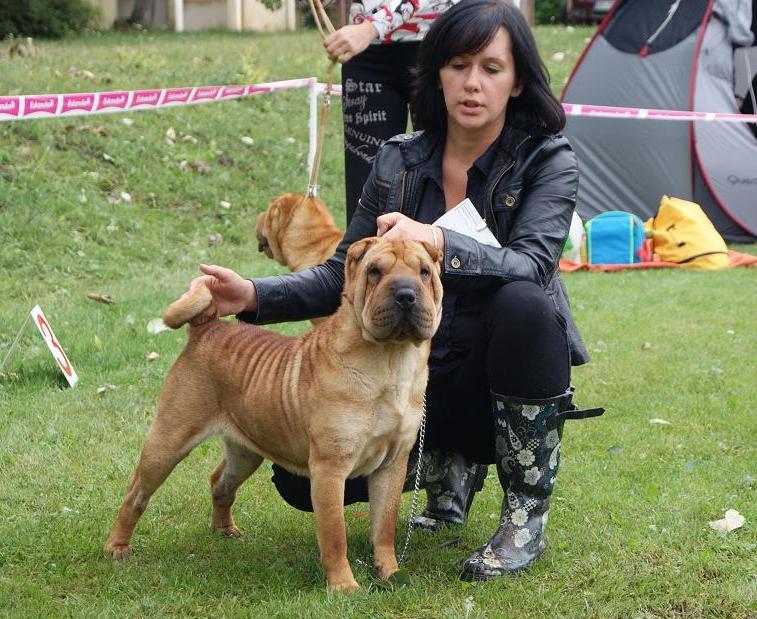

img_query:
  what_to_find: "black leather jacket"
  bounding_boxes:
[243,126,589,365]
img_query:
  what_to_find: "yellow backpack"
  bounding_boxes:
[645,196,730,270]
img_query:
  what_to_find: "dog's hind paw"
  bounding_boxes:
[104,543,133,560]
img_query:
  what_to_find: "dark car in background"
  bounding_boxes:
[564,0,613,24]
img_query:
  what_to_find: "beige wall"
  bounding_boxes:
[89,0,117,27]
[240,0,296,32]
[87,0,296,31]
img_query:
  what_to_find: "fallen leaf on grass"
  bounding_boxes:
[69,66,95,79]
[147,318,170,335]
[146,351,160,361]
[102,152,116,164]
[186,161,211,174]
[708,509,745,533]
[649,418,671,425]
[87,292,114,304]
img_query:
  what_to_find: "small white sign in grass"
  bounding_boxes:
[1,306,78,387]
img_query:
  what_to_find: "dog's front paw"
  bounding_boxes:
[213,524,243,538]
[104,542,133,560]
[327,578,361,593]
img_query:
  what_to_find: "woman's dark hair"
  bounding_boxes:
[412,0,565,135]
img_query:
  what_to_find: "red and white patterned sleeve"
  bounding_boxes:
[365,0,441,41]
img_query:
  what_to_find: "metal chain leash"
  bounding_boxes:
[398,396,427,564]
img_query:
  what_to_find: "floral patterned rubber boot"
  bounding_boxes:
[460,388,603,580]
[407,450,488,531]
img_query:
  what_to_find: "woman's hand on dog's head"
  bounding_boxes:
[190,264,258,317]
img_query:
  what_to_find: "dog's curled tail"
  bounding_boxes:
[163,283,216,329]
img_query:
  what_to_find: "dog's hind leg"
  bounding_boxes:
[210,439,263,537]
[104,417,204,560]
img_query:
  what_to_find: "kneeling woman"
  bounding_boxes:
[193,0,601,579]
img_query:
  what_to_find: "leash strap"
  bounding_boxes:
[304,0,337,198]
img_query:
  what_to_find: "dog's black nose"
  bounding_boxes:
[395,287,416,309]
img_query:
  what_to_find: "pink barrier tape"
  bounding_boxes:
[563,102,757,124]
[0,77,318,122]
[4,79,753,124]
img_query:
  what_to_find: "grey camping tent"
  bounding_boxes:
[562,0,757,243]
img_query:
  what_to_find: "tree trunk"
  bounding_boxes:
[128,0,156,25]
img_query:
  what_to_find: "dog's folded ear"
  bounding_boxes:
[417,240,441,264]
[345,237,383,285]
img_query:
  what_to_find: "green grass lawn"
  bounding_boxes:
[1,27,755,618]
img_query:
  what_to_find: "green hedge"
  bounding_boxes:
[0,0,97,38]
[535,0,565,24]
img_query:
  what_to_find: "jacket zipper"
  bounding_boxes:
[487,161,515,239]
[398,170,408,215]
[487,136,530,239]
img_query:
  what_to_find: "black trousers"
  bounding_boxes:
[271,281,571,512]
[341,42,420,224]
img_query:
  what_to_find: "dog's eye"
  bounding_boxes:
[420,267,431,279]
[368,266,382,279]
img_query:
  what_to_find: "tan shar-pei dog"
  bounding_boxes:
[256,193,342,272]
[104,237,443,592]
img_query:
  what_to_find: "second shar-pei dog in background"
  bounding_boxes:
[256,192,342,272]
[104,237,443,592]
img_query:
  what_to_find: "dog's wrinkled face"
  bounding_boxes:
[345,237,443,344]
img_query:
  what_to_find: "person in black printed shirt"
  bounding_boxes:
[322,1,461,225]
[192,0,602,579]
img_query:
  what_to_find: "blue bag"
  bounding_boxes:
[584,211,646,265]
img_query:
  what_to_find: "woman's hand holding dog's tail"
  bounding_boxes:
[190,264,258,317]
